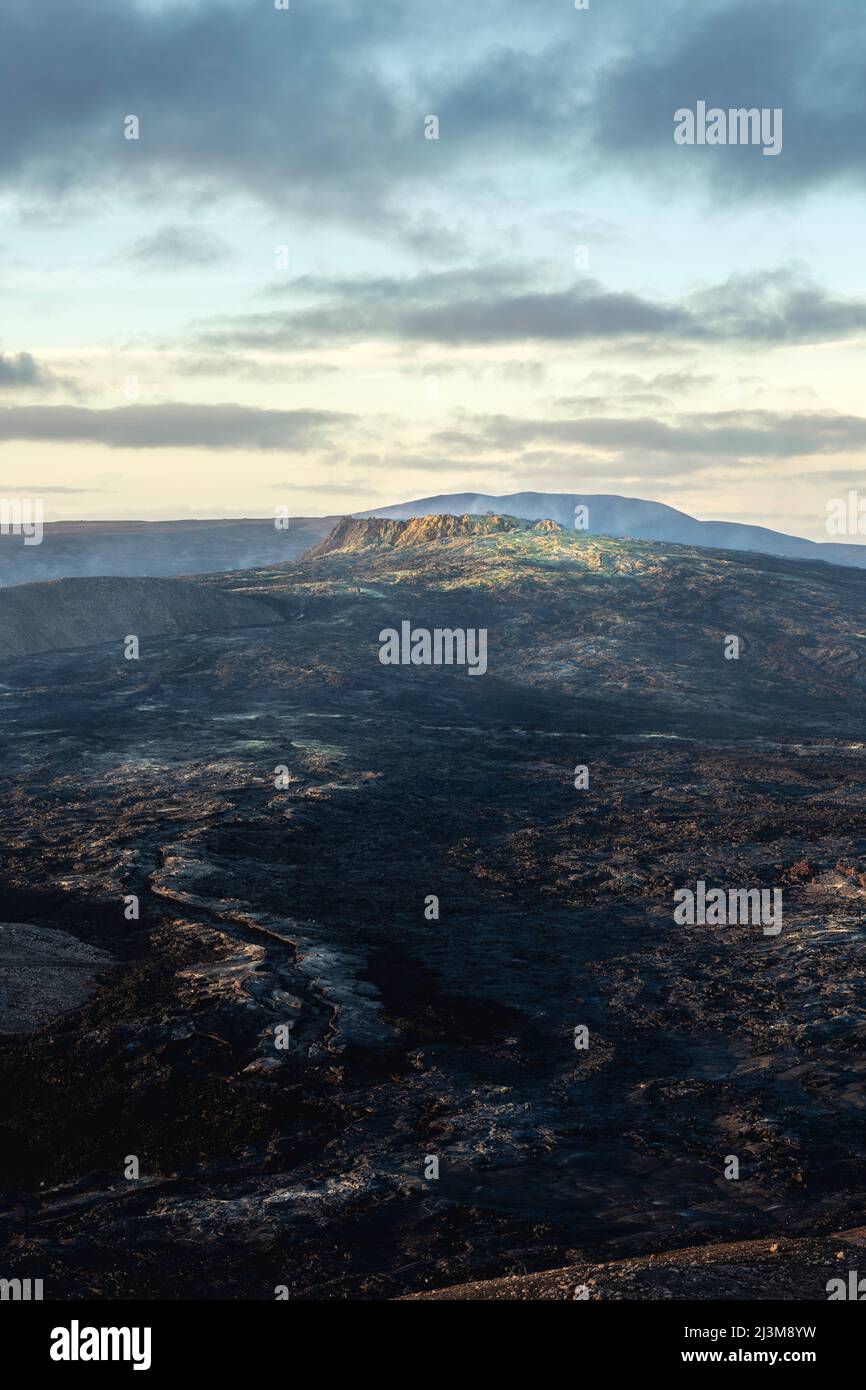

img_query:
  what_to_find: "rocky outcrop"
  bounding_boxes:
[304,512,567,557]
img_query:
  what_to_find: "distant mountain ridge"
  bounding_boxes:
[3,491,865,588]
[357,491,866,569]
[0,517,338,588]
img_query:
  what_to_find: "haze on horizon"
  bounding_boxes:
[1,0,865,541]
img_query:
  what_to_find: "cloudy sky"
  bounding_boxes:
[1,0,865,536]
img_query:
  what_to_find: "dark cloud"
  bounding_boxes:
[195,266,866,350]
[687,270,866,344]
[431,409,866,464]
[401,288,691,345]
[0,1,407,222]
[0,0,489,232]
[592,0,866,196]
[0,351,47,388]
[0,403,349,450]
[3,0,861,230]
[201,276,691,349]
[1,0,861,250]
[0,351,71,393]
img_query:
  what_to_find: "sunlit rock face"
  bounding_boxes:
[306,513,567,557]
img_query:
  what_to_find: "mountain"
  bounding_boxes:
[4,489,866,590]
[6,515,866,728]
[3,514,866,1299]
[291,512,866,732]
[358,490,866,568]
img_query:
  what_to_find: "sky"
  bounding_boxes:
[1,0,865,538]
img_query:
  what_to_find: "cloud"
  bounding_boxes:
[591,0,866,198]
[125,225,234,269]
[0,0,624,249]
[0,351,47,388]
[0,403,350,450]
[195,265,866,351]
[0,0,432,230]
[0,351,55,389]
[4,0,862,233]
[430,408,866,466]
[573,369,719,395]
[0,350,76,395]
[687,269,866,344]
[199,274,689,349]
[2,0,863,258]
[174,355,338,382]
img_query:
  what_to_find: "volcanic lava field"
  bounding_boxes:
[1,517,865,1299]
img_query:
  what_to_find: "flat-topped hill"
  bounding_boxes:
[304,512,567,557]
